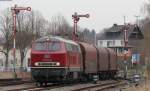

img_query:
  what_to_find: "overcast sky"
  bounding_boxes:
[0,0,147,32]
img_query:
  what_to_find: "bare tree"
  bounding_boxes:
[30,11,47,38]
[140,1,150,77]
[0,9,13,69]
[15,10,47,68]
[47,14,70,37]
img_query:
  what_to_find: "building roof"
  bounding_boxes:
[98,24,144,40]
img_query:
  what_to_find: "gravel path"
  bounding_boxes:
[123,80,150,91]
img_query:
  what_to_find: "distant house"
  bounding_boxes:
[97,24,144,53]
[97,23,145,71]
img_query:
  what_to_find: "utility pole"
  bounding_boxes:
[11,4,31,79]
[134,15,140,74]
[123,16,128,79]
[72,12,89,41]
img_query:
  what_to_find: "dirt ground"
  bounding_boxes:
[123,80,150,91]
[0,72,31,80]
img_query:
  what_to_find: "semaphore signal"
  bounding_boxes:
[72,12,89,41]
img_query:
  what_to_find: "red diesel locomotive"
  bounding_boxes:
[30,36,118,85]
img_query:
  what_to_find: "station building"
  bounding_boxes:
[97,23,144,70]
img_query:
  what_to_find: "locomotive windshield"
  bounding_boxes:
[34,42,46,51]
[33,41,61,51]
[48,42,61,51]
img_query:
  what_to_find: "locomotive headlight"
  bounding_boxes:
[56,62,60,66]
[34,62,39,66]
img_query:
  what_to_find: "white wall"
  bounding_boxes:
[98,39,124,47]
[0,48,31,71]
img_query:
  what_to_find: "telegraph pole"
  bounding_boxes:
[11,4,31,79]
[123,16,128,79]
[72,12,89,41]
[134,15,140,74]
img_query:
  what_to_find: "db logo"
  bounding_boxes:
[44,54,51,59]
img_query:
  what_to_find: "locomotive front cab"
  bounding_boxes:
[31,41,66,67]
[31,37,68,83]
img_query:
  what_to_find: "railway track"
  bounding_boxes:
[7,83,67,91]
[72,80,126,91]
[2,80,126,91]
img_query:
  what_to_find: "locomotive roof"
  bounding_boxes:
[35,36,79,45]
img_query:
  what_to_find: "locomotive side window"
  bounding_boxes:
[48,42,61,51]
[65,43,80,52]
[34,42,46,51]
[66,43,72,51]
[71,45,79,52]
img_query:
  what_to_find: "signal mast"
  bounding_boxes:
[11,4,31,78]
[72,12,89,41]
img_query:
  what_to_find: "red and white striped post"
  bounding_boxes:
[11,4,31,78]
[124,28,128,79]
[123,16,129,79]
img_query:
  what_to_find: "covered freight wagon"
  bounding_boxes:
[79,42,98,74]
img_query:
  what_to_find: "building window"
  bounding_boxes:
[99,41,103,46]
[107,40,115,47]
[107,41,111,47]
[121,40,124,46]
[113,40,115,46]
